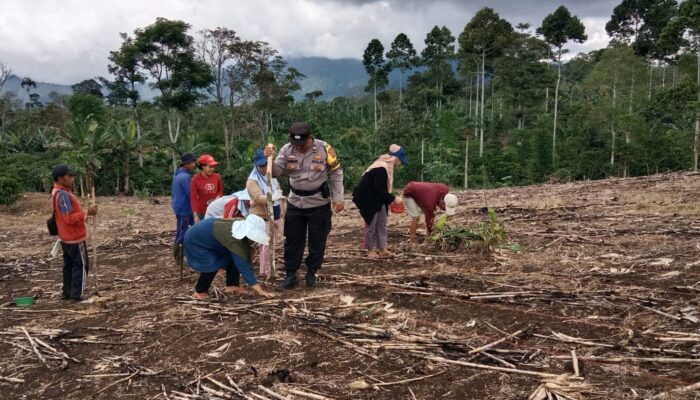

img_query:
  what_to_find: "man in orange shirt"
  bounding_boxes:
[190,154,224,222]
[50,164,97,301]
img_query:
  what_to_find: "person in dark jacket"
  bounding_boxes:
[352,144,408,258]
[172,153,196,262]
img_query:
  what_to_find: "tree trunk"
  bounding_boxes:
[553,48,562,163]
[662,63,666,88]
[133,107,143,168]
[629,76,635,114]
[167,109,182,173]
[420,138,425,181]
[468,75,472,117]
[545,87,549,113]
[648,61,653,100]
[474,72,480,139]
[694,44,699,172]
[399,72,403,104]
[217,98,231,169]
[124,159,130,195]
[479,49,486,157]
[464,130,469,189]
[611,127,616,167]
[373,81,378,131]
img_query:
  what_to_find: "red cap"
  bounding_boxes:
[197,154,218,166]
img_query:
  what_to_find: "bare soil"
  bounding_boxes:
[1,172,699,399]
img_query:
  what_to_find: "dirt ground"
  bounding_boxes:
[1,172,699,399]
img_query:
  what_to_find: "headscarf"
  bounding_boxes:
[248,150,280,206]
[363,144,404,193]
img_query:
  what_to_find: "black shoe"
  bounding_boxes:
[306,271,318,288]
[61,294,70,300]
[278,274,299,290]
[70,297,83,302]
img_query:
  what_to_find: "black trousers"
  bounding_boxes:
[62,241,89,300]
[284,203,332,274]
[195,262,240,293]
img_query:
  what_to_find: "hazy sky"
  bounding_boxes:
[0,0,617,84]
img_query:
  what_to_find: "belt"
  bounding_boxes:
[290,186,322,197]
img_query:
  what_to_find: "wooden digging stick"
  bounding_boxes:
[266,143,277,278]
[90,185,100,296]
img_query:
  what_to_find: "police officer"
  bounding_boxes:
[265,122,344,289]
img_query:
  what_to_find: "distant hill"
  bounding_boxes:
[1,56,425,104]
[2,75,74,103]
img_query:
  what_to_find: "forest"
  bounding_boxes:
[0,0,697,202]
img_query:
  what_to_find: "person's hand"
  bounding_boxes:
[393,196,404,205]
[251,284,275,298]
[333,202,344,213]
[264,145,276,158]
[87,206,98,216]
[193,214,200,224]
[271,189,284,202]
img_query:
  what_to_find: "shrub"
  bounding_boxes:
[0,176,22,205]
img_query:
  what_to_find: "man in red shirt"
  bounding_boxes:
[190,154,224,222]
[50,164,97,301]
[402,181,458,242]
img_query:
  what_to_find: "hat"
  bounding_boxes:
[444,193,458,216]
[253,149,267,167]
[388,144,409,165]
[197,154,219,166]
[180,153,196,165]
[231,214,269,246]
[51,164,77,181]
[289,122,310,146]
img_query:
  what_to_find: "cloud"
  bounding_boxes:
[0,0,616,84]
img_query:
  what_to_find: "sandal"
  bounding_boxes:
[193,292,209,299]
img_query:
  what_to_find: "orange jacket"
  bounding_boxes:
[51,184,87,244]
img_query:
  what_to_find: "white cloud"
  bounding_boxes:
[0,0,615,84]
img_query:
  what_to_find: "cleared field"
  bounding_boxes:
[1,172,699,399]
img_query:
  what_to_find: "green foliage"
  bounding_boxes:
[430,208,507,252]
[0,5,697,199]
[0,176,22,205]
[477,208,508,247]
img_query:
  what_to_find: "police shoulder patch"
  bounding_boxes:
[325,144,340,171]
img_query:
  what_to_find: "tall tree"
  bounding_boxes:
[0,62,10,95]
[386,33,418,103]
[496,30,553,131]
[363,39,390,131]
[606,0,679,98]
[198,27,241,167]
[226,40,273,140]
[660,0,699,170]
[252,55,305,140]
[459,7,513,156]
[20,77,37,108]
[107,32,146,165]
[71,79,104,98]
[133,18,213,171]
[538,5,587,162]
[422,26,456,110]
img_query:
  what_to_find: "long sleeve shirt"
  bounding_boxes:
[51,184,87,244]
[271,138,344,209]
[171,167,193,216]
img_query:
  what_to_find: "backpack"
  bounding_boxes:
[47,191,60,236]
